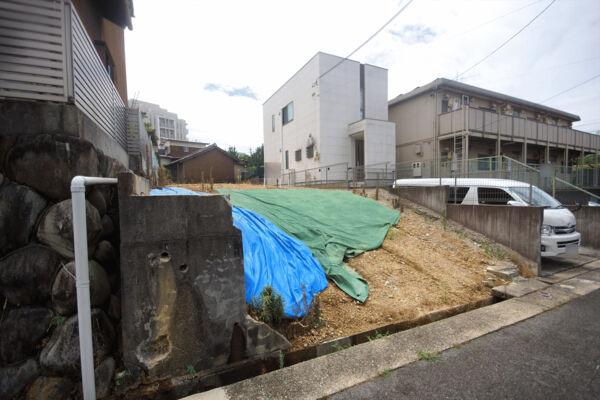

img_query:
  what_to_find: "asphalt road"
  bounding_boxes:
[331,289,600,400]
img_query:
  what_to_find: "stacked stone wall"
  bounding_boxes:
[0,130,127,399]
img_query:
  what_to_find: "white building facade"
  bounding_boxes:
[132,100,189,142]
[263,52,395,185]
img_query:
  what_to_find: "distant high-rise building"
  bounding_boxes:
[130,100,189,142]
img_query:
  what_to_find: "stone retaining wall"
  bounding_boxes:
[0,129,127,399]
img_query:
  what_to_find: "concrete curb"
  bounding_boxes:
[183,271,600,400]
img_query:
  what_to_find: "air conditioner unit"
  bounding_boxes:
[412,162,422,177]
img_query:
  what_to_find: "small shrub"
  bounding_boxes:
[186,365,196,375]
[331,342,351,352]
[249,286,284,326]
[417,350,439,362]
[367,330,390,342]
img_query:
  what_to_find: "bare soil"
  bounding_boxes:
[288,189,509,350]
[174,183,510,351]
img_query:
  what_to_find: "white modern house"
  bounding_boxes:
[263,52,395,185]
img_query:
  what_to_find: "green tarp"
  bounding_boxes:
[219,189,400,302]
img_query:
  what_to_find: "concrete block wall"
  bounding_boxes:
[392,186,448,216]
[572,206,600,249]
[446,205,543,274]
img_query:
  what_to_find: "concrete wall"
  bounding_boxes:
[392,186,448,215]
[388,91,437,162]
[363,64,388,120]
[572,206,600,249]
[1,100,128,166]
[447,205,542,273]
[117,173,289,380]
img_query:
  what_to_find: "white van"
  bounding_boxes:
[393,178,580,257]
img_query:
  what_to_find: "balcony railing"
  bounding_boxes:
[439,107,600,153]
[0,0,127,149]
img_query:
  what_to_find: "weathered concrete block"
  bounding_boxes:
[0,181,47,256]
[5,134,100,200]
[0,358,40,399]
[52,260,110,315]
[37,199,102,258]
[119,185,245,378]
[0,307,53,365]
[491,278,549,299]
[40,309,115,375]
[486,265,519,280]
[0,244,62,306]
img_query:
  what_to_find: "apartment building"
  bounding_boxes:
[388,78,600,170]
[263,52,395,185]
[133,100,189,142]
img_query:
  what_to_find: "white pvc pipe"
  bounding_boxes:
[71,176,118,400]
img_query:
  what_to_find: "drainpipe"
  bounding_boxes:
[71,176,118,400]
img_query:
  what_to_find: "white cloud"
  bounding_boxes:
[125,0,600,148]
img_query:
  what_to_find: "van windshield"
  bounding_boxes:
[509,186,562,209]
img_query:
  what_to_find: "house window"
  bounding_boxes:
[284,150,289,169]
[159,117,176,138]
[461,95,470,106]
[441,98,449,113]
[282,102,294,125]
[306,144,314,159]
[271,114,275,132]
[295,149,302,162]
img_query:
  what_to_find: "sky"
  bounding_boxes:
[125,0,600,154]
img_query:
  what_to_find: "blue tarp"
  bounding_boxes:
[150,187,327,317]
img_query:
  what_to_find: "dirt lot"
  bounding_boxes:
[287,189,510,351]
[174,183,511,351]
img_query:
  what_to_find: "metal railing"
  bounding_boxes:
[438,107,600,153]
[0,0,128,148]
[280,156,600,205]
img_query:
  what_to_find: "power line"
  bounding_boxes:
[459,55,600,83]
[541,73,600,103]
[451,0,546,39]
[317,0,414,82]
[456,0,557,79]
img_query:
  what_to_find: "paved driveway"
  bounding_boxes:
[541,246,600,276]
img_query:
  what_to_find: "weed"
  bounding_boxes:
[440,217,448,230]
[186,365,196,375]
[367,330,390,342]
[481,242,507,260]
[278,350,285,369]
[417,350,439,362]
[47,314,65,332]
[380,368,394,377]
[114,369,132,386]
[331,342,351,352]
[249,286,284,326]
